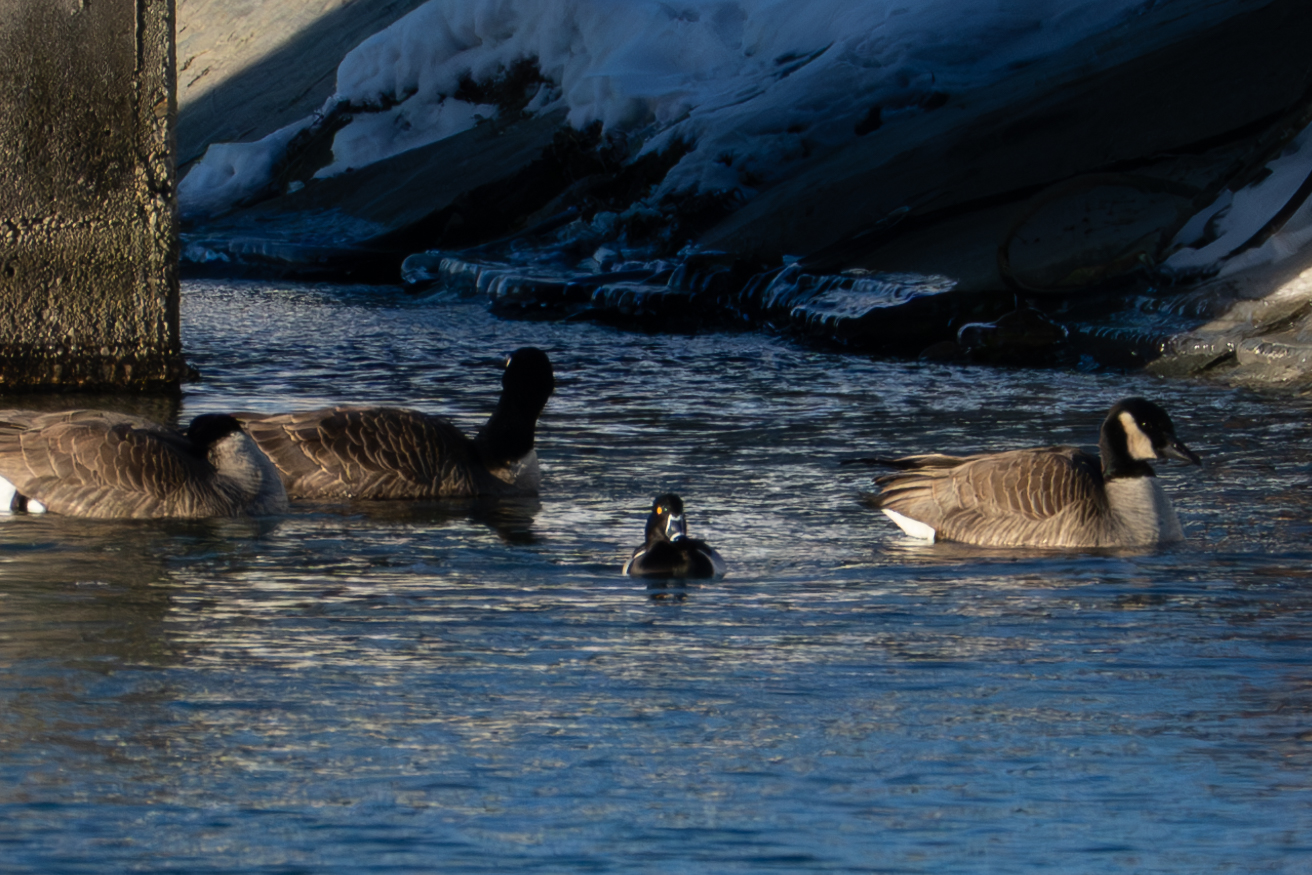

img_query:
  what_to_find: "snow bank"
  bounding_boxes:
[179,0,1215,221]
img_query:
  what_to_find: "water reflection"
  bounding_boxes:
[0,392,182,424]
[282,495,544,545]
[1,280,1311,872]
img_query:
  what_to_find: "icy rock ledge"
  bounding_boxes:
[1150,256,1312,390]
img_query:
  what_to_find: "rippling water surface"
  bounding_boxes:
[3,280,1312,873]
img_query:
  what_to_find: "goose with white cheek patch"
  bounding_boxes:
[237,347,554,500]
[623,493,727,579]
[0,410,288,519]
[872,397,1201,548]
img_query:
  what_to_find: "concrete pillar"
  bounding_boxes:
[0,0,183,392]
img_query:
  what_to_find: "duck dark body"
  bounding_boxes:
[872,398,1201,548]
[238,347,554,500]
[0,410,288,519]
[624,493,727,579]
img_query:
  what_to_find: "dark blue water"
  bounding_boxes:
[2,279,1311,873]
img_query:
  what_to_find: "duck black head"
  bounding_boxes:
[645,493,689,543]
[626,492,726,579]
[1100,397,1200,480]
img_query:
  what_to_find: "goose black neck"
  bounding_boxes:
[475,381,551,464]
[474,348,553,465]
[475,403,543,463]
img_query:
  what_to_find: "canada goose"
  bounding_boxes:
[623,493,727,578]
[0,410,288,519]
[238,347,554,500]
[871,397,1200,548]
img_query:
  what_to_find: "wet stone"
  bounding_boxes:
[400,235,1312,371]
[734,264,1014,353]
[484,270,593,317]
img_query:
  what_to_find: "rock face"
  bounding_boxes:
[0,0,185,391]
[176,0,1312,385]
[182,110,574,281]
[702,0,1312,270]
[176,0,429,171]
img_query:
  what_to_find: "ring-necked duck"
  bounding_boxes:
[623,493,727,578]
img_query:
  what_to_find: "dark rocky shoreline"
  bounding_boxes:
[177,0,1312,388]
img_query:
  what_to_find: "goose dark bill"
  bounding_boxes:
[1161,439,1201,466]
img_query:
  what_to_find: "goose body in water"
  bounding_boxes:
[0,410,288,519]
[872,397,1201,548]
[238,347,554,500]
[623,493,727,578]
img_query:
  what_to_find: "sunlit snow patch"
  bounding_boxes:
[1164,122,1312,277]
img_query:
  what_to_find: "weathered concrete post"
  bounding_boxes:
[0,0,184,392]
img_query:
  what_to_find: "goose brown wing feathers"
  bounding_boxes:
[876,447,1110,547]
[0,411,228,518]
[240,407,480,499]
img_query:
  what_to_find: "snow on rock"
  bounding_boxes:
[315,97,499,178]
[180,0,1184,221]
[178,117,316,220]
[1164,122,1312,278]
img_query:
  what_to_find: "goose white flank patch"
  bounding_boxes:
[0,410,288,519]
[871,397,1201,548]
[623,493,727,579]
[237,347,554,500]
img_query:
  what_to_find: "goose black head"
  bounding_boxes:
[1100,398,1200,479]
[186,413,245,449]
[503,347,555,413]
[477,346,553,464]
[646,493,689,543]
[477,348,555,463]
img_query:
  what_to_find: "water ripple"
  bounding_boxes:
[0,280,1310,873]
